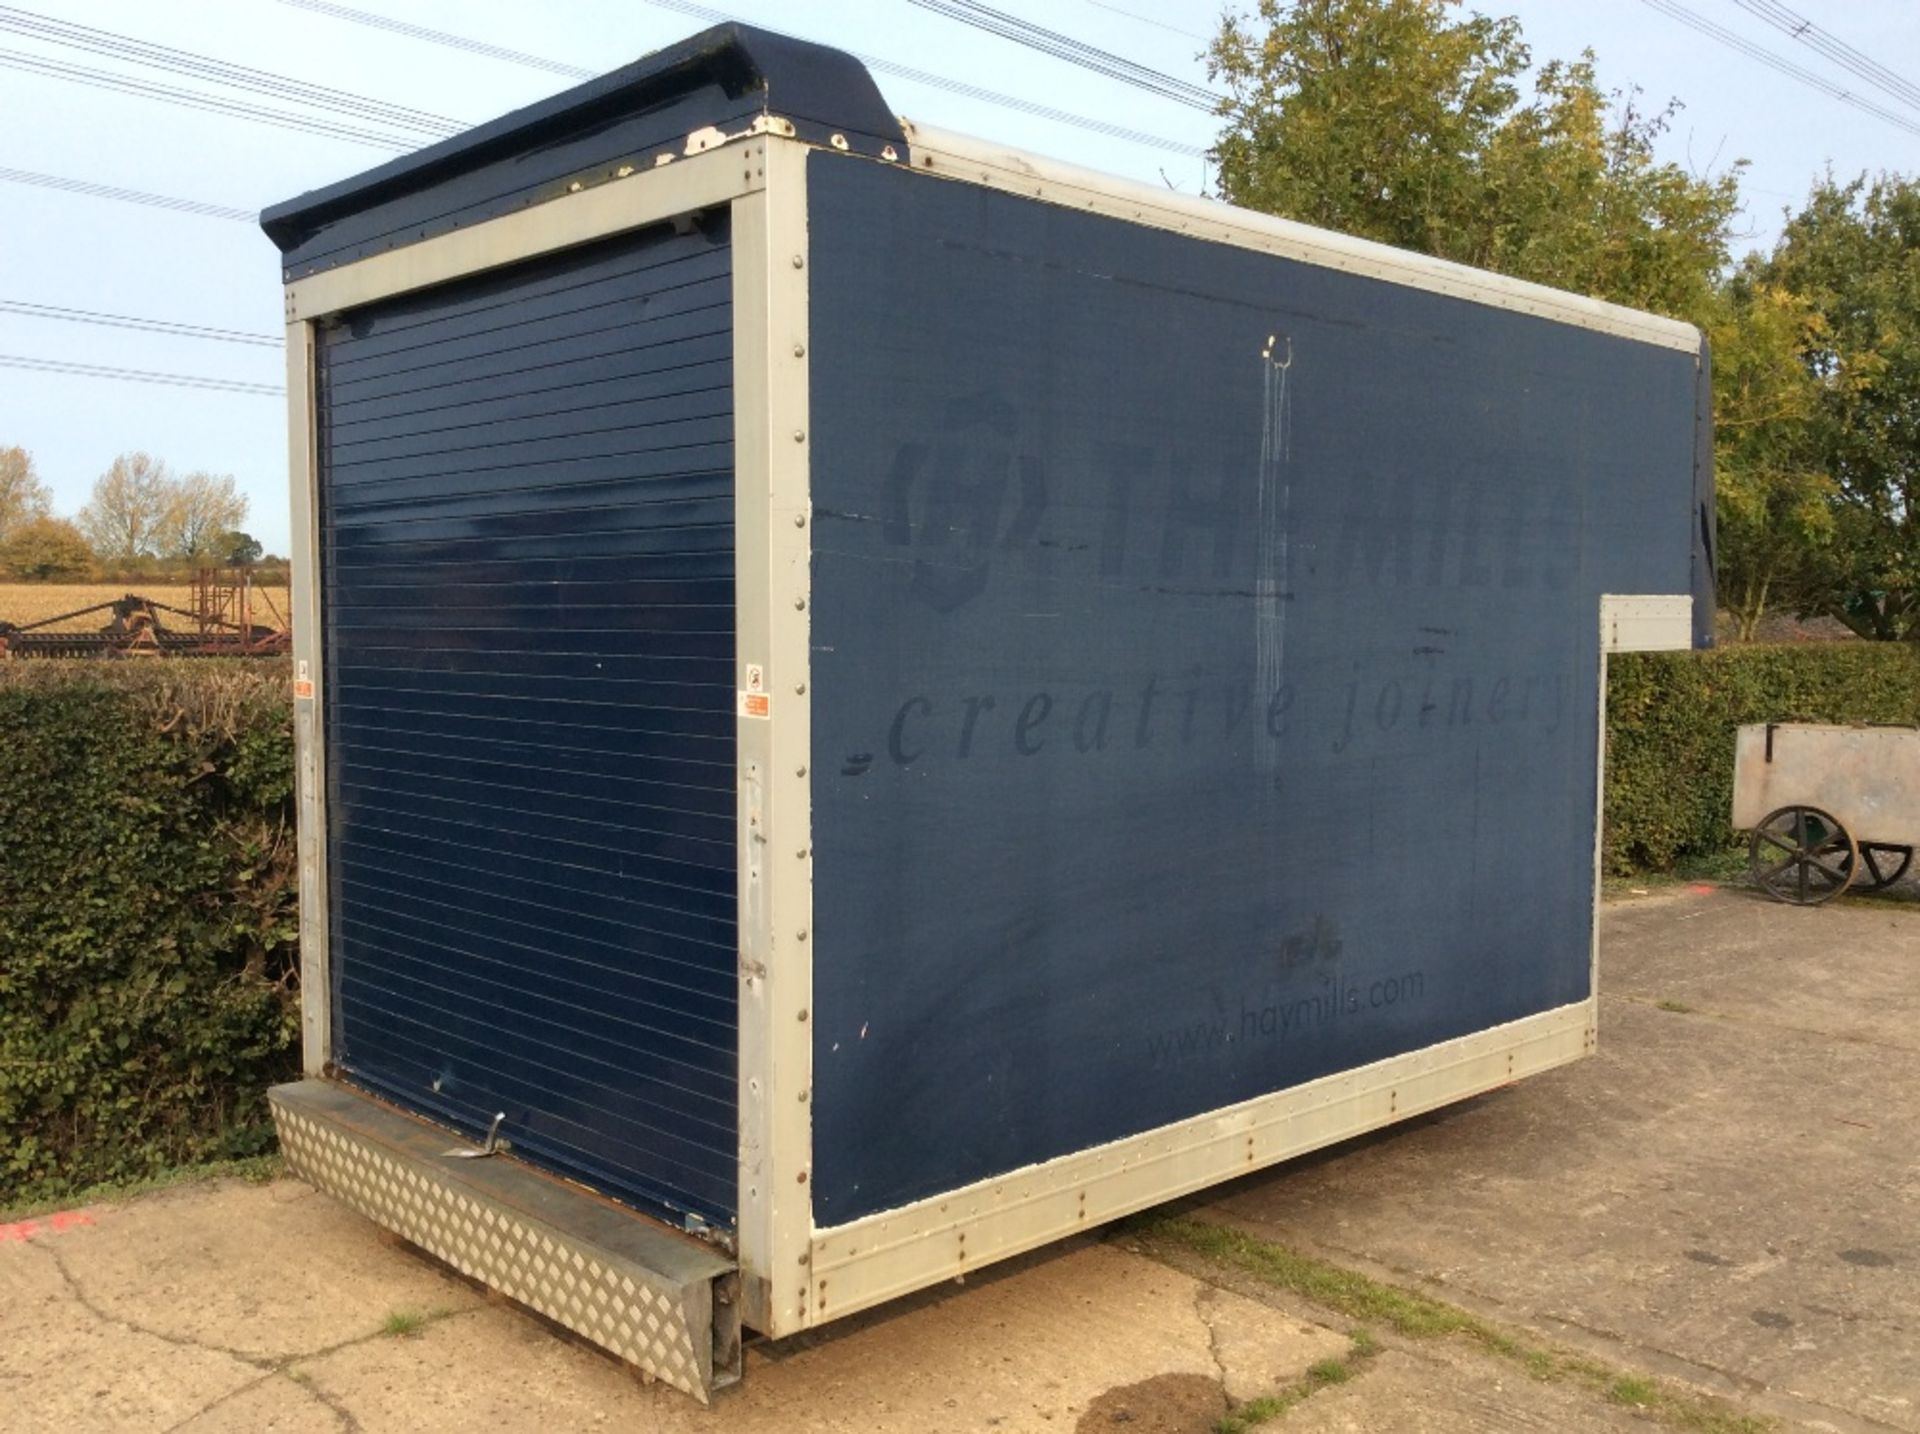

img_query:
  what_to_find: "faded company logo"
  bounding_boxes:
[872,375,1584,616]
[882,390,1047,611]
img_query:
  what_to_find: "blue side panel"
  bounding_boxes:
[804,153,1700,1224]
[317,219,737,1231]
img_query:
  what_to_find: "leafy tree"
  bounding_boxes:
[1206,0,1742,320]
[0,516,94,581]
[1758,173,1920,640]
[157,472,249,561]
[78,452,171,559]
[1707,279,1834,641]
[0,446,52,544]
[220,530,264,566]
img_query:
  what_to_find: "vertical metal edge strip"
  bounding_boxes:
[733,135,817,1336]
[285,317,330,1077]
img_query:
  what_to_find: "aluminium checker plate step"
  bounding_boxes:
[269,1080,742,1400]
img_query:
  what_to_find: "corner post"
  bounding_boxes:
[284,315,330,1077]
[733,136,815,1336]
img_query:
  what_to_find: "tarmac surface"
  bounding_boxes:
[2,883,1914,1432]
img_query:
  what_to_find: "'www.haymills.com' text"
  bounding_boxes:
[1147,969,1427,1068]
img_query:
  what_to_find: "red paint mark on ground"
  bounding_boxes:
[1689,884,1716,895]
[0,1210,93,1243]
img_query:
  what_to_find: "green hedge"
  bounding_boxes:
[0,661,298,1205]
[1605,643,1920,874]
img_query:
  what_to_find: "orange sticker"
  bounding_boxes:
[739,692,770,718]
[294,679,315,699]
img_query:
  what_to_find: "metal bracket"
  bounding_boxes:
[445,1111,507,1159]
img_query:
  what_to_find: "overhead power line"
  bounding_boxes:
[907,0,1219,112]
[0,166,255,221]
[0,299,281,347]
[1635,0,1920,139]
[1081,1,1210,45]
[278,0,1207,158]
[0,5,464,137]
[0,354,282,395]
[0,45,416,148]
[641,0,1209,152]
[1728,0,1920,115]
[279,0,588,78]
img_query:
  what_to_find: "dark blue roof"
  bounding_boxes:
[260,23,902,275]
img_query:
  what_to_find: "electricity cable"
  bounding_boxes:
[0,166,255,221]
[0,299,281,347]
[1729,0,1920,115]
[0,4,462,135]
[1634,0,1920,138]
[278,0,1208,157]
[0,354,282,395]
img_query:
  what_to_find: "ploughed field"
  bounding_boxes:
[0,584,289,630]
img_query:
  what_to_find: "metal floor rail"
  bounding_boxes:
[270,1080,742,1401]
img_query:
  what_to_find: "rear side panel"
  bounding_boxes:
[314,219,739,1231]
[804,152,1698,1225]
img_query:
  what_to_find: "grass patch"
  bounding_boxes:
[1656,999,1698,1014]
[380,1309,428,1338]
[1213,1332,1378,1432]
[0,1155,281,1223]
[1216,1392,1298,1434]
[1611,1374,1659,1407]
[1139,1215,1772,1434]
[379,1304,457,1340]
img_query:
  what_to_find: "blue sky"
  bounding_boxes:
[0,0,1913,554]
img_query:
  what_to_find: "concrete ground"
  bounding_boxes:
[1201,884,1920,1433]
[2,883,1913,1433]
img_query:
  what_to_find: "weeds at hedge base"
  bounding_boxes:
[0,1155,283,1223]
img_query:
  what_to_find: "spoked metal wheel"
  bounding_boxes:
[1748,805,1858,906]
[1843,841,1915,892]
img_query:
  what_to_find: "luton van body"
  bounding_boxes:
[261,23,1713,1399]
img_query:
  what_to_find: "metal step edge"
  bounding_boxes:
[270,1079,742,1401]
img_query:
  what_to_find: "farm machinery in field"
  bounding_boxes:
[0,569,290,659]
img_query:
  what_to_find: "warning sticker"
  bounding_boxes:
[294,680,315,700]
[739,691,770,719]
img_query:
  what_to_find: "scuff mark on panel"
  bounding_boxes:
[1255,333,1294,781]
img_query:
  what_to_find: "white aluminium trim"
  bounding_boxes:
[732,135,816,1340]
[806,999,1594,1325]
[899,120,1702,354]
[1601,594,1694,653]
[285,319,330,1078]
[284,139,769,321]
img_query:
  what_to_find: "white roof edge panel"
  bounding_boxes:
[897,118,1704,355]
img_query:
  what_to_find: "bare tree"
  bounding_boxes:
[78,452,172,558]
[157,471,249,560]
[0,445,52,543]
